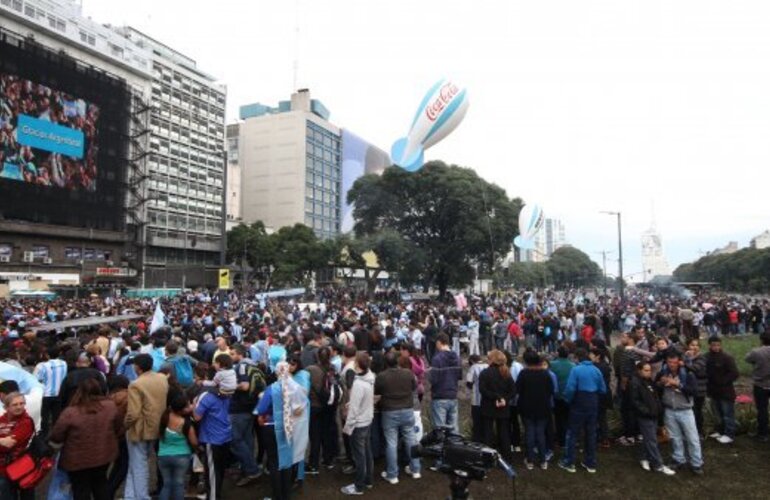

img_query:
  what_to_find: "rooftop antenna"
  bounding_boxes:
[293,0,300,91]
[650,199,657,231]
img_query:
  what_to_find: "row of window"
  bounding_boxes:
[151,63,225,106]
[151,84,225,122]
[147,211,221,234]
[145,246,219,265]
[149,140,223,173]
[147,190,223,218]
[0,244,112,261]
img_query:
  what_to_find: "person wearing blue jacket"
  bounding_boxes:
[558,348,606,474]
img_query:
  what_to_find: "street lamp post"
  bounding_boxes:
[595,250,614,297]
[600,211,624,302]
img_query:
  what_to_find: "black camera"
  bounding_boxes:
[412,427,498,480]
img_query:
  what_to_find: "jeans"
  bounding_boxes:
[754,385,770,437]
[553,399,570,447]
[431,399,459,433]
[523,417,548,464]
[620,387,639,438]
[204,443,230,500]
[509,406,521,448]
[263,425,293,500]
[159,455,191,500]
[41,395,62,437]
[350,425,373,491]
[382,409,420,479]
[483,416,512,462]
[664,409,703,467]
[125,440,154,500]
[494,336,506,351]
[711,398,736,438]
[637,417,664,468]
[471,405,483,442]
[230,413,259,475]
[693,396,706,436]
[70,463,110,500]
[309,406,337,468]
[562,409,598,468]
[0,475,34,500]
[107,438,129,498]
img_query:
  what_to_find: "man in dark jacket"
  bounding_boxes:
[429,333,462,434]
[706,337,739,444]
[59,351,107,407]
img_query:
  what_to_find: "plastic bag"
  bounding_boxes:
[46,454,73,500]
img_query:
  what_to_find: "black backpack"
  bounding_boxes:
[317,369,343,407]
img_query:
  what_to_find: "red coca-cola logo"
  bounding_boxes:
[425,82,459,121]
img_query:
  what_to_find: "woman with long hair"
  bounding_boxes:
[158,393,198,500]
[478,349,516,463]
[50,377,121,500]
[0,392,34,500]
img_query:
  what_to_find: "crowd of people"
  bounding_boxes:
[0,287,768,499]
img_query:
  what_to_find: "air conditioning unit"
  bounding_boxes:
[23,251,34,263]
[106,260,114,266]
[0,256,9,263]
[43,257,53,265]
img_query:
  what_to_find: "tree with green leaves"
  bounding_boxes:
[674,247,770,293]
[546,246,603,289]
[348,161,522,297]
[225,221,275,287]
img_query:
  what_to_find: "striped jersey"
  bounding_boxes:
[34,359,68,398]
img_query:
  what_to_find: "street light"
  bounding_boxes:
[600,211,624,302]
[594,250,614,297]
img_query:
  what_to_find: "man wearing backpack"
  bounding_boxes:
[161,340,197,389]
[229,344,264,486]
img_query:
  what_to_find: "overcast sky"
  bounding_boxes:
[84,0,770,279]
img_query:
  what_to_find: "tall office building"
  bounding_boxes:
[641,223,670,281]
[234,89,388,239]
[518,217,566,262]
[0,0,150,290]
[113,27,227,287]
[0,0,226,289]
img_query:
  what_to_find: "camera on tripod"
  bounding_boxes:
[411,427,515,500]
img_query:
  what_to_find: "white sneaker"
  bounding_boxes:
[640,460,650,472]
[716,435,734,444]
[655,465,676,476]
[381,471,398,485]
[405,465,422,479]
[708,432,722,439]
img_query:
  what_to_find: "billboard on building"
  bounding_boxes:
[1,73,100,191]
[340,130,390,233]
[0,34,130,232]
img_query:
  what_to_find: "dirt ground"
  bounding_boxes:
[221,431,769,500]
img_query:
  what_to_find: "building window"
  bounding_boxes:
[79,31,96,46]
[0,243,11,259]
[110,44,124,57]
[31,245,49,259]
[64,247,82,260]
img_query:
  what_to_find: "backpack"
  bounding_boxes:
[239,362,266,403]
[318,369,343,407]
[150,348,165,372]
[171,356,194,387]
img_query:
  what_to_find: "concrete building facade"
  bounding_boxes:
[0,0,226,289]
[234,89,388,240]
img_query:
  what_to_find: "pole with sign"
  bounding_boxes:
[218,268,231,290]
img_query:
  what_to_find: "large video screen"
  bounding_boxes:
[0,33,129,231]
[340,130,390,233]
[0,73,99,191]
